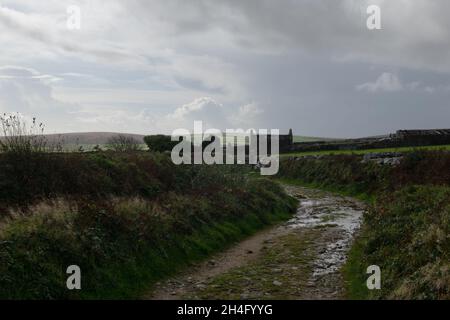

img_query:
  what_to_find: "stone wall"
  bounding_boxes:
[287,129,450,153]
[392,129,450,146]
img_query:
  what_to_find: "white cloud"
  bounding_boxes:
[164,97,265,131]
[0,65,39,78]
[357,72,404,92]
[73,108,157,133]
[231,102,263,127]
[240,102,262,115]
[356,72,448,94]
[0,65,89,134]
[0,66,62,84]
[167,97,229,129]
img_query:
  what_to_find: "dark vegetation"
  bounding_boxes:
[0,116,296,299]
[278,151,450,299]
[0,151,296,299]
[279,152,450,195]
[287,129,450,154]
[106,134,143,152]
[0,151,184,210]
[144,135,177,152]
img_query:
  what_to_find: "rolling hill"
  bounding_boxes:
[43,132,146,146]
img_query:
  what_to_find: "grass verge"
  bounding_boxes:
[277,153,450,299]
[81,209,295,299]
[0,174,297,300]
[282,144,450,158]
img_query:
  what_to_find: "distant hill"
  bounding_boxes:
[44,133,341,146]
[293,135,342,143]
[44,132,145,146]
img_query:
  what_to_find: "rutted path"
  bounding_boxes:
[145,185,365,300]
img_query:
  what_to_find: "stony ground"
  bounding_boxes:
[145,185,365,300]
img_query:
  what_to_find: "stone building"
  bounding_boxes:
[257,129,293,154]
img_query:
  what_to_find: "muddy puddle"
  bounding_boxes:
[284,186,364,279]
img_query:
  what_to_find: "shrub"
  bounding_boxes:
[0,175,296,299]
[106,134,143,152]
[279,151,450,195]
[279,154,390,195]
[144,135,177,153]
[0,152,177,211]
[363,186,450,299]
[0,113,47,154]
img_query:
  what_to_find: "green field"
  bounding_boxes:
[293,135,341,143]
[70,143,450,156]
[62,143,148,152]
[282,144,450,157]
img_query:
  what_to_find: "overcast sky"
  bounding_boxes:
[0,0,450,138]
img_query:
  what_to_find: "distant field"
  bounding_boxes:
[293,136,341,143]
[46,132,339,150]
[44,132,145,145]
[187,134,335,145]
[282,144,450,157]
[63,143,148,152]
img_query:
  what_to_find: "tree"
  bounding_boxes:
[106,134,143,152]
[144,135,177,152]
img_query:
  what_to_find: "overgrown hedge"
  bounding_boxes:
[278,151,450,299]
[0,152,297,299]
[0,152,176,210]
[279,151,450,196]
[362,185,449,299]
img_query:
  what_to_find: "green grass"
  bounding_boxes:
[277,154,450,300]
[0,161,298,300]
[341,236,371,300]
[282,144,450,157]
[79,209,295,299]
[293,136,341,143]
[0,198,297,300]
[0,149,299,299]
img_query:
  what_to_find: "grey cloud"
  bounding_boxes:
[0,5,144,64]
[1,1,450,137]
[126,0,450,72]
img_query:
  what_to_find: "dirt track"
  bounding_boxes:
[145,185,365,300]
